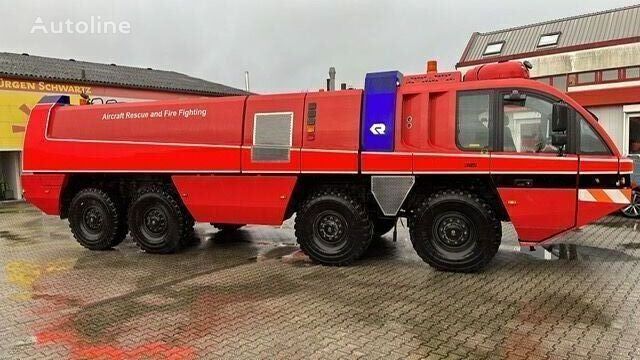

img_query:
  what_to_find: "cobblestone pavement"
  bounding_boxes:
[2,202,640,359]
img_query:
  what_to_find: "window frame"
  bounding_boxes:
[455,90,496,152]
[575,71,597,85]
[537,32,561,48]
[483,41,505,56]
[600,69,621,83]
[495,89,576,154]
[577,115,612,156]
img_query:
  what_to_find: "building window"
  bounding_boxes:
[577,72,596,85]
[538,33,560,47]
[536,77,551,85]
[457,92,491,151]
[483,42,504,56]
[630,117,640,155]
[626,67,640,79]
[601,69,620,82]
[552,75,567,92]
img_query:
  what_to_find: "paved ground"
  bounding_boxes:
[1,202,640,359]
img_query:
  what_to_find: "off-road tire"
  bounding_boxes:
[212,223,245,232]
[128,186,190,254]
[68,188,127,251]
[295,187,373,266]
[408,189,501,273]
[373,217,396,237]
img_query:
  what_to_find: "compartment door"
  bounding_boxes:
[241,94,305,173]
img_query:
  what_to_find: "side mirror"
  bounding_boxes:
[551,133,567,147]
[552,103,569,132]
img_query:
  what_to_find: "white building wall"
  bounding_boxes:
[588,106,625,155]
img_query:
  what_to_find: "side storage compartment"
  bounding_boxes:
[172,175,297,225]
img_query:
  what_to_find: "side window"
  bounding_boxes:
[457,92,491,151]
[579,116,610,155]
[501,93,557,153]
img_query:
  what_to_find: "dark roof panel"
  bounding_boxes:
[0,52,248,96]
[459,4,640,66]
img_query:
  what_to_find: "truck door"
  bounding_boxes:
[490,90,578,243]
[576,115,625,226]
[241,94,305,173]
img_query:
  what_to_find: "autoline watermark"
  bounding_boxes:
[30,16,131,34]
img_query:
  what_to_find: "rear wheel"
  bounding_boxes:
[622,189,640,218]
[68,188,127,250]
[409,189,501,273]
[295,187,373,266]
[128,186,190,254]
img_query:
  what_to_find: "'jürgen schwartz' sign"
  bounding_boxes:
[0,78,92,95]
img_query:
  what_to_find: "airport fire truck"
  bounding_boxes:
[22,61,633,272]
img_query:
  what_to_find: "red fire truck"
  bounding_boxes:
[21,61,633,272]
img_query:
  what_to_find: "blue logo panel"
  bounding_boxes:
[361,71,403,152]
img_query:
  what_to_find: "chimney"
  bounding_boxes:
[244,71,251,92]
[328,67,336,91]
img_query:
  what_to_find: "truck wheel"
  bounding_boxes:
[373,217,396,237]
[409,189,501,273]
[68,188,127,251]
[212,223,245,232]
[295,188,373,266]
[128,186,189,254]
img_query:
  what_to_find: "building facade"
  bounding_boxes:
[0,52,246,200]
[457,5,640,162]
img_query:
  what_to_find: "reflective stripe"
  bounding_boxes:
[578,189,632,204]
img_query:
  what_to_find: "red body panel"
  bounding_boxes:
[172,175,297,225]
[21,173,67,215]
[301,90,362,173]
[498,188,577,242]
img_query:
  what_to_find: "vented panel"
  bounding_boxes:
[252,112,293,162]
[371,176,415,216]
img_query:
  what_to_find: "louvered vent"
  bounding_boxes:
[252,112,293,162]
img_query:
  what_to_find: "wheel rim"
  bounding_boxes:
[623,192,640,218]
[79,200,106,240]
[312,210,348,254]
[141,206,169,243]
[431,211,477,260]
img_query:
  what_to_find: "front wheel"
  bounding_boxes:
[295,187,373,266]
[409,189,501,273]
[622,189,640,218]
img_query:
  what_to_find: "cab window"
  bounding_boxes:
[578,116,610,155]
[457,92,491,151]
[501,93,558,153]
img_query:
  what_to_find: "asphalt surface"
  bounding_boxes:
[2,202,640,359]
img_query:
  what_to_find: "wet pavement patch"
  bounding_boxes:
[2,203,640,358]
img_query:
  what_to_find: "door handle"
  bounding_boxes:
[514,179,534,187]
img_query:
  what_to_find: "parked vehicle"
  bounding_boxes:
[622,157,640,218]
[21,61,633,272]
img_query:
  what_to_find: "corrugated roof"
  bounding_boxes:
[0,52,248,96]
[458,4,640,67]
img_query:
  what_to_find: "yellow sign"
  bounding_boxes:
[0,89,83,150]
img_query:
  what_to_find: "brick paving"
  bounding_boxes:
[1,202,640,359]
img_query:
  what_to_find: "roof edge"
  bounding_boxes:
[475,3,640,37]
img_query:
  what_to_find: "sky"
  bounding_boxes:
[0,0,638,93]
